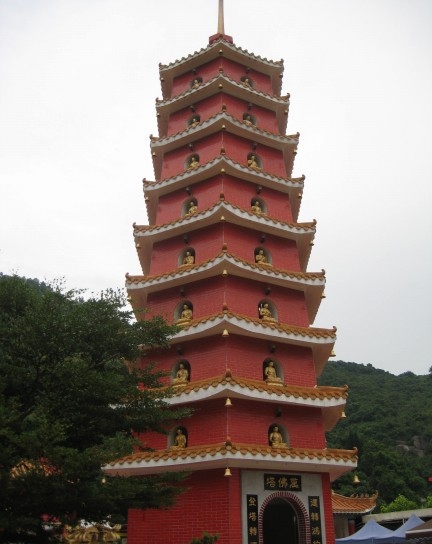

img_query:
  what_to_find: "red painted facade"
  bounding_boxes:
[105,22,358,544]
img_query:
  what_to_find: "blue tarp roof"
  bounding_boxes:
[336,520,394,544]
[380,514,424,543]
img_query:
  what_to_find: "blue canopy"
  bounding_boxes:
[336,520,394,544]
[380,514,424,543]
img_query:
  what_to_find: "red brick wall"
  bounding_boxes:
[127,469,242,544]
[145,273,309,327]
[170,57,273,98]
[159,132,287,181]
[142,334,316,388]
[149,222,301,277]
[154,174,294,227]
[140,396,325,450]
[165,92,281,138]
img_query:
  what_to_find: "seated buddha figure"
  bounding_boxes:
[186,200,198,215]
[269,425,287,448]
[259,303,276,323]
[187,156,200,171]
[172,428,187,449]
[182,251,195,265]
[247,155,261,172]
[173,363,189,386]
[255,249,270,266]
[264,361,282,385]
[251,200,263,214]
[243,114,256,127]
[176,304,193,325]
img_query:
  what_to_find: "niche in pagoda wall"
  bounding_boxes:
[163,94,281,138]
[153,177,219,224]
[147,337,317,388]
[147,224,302,276]
[168,57,274,97]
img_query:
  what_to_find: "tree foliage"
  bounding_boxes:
[319,360,432,507]
[0,275,188,542]
[380,495,418,513]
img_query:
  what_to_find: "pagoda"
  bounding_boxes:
[104,3,357,543]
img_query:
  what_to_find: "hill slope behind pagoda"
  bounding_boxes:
[318,360,432,505]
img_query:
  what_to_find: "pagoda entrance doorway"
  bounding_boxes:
[262,497,300,544]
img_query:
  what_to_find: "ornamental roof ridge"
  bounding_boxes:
[332,491,379,515]
[133,200,315,234]
[158,38,284,72]
[126,251,325,285]
[143,155,303,188]
[174,310,337,340]
[166,372,348,400]
[156,73,288,107]
[104,442,357,468]
[150,111,298,144]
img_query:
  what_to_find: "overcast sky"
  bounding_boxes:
[1,0,431,376]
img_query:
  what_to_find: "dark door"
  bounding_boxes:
[263,498,299,544]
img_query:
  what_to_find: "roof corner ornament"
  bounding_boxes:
[218,0,225,35]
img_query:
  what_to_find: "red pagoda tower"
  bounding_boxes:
[105,3,357,543]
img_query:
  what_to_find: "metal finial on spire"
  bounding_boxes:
[218,0,225,34]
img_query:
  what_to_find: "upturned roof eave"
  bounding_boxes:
[164,377,347,407]
[332,492,379,515]
[165,384,346,433]
[156,74,289,136]
[143,157,305,224]
[151,111,298,150]
[127,252,324,291]
[159,39,284,74]
[126,252,325,323]
[158,39,284,99]
[150,112,298,180]
[134,200,315,243]
[167,313,336,376]
[103,443,357,482]
[133,201,314,273]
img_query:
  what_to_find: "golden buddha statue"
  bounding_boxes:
[269,426,287,448]
[172,428,187,449]
[247,155,261,171]
[264,361,283,385]
[255,249,269,265]
[244,114,256,127]
[176,304,193,324]
[259,303,276,323]
[186,201,198,215]
[187,156,200,171]
[251,200,263,214]
[173,363,189,385]
[182,251,195,265]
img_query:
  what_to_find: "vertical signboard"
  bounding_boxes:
[308,496,323,544]
[246,494,259,544]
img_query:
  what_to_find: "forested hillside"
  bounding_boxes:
[318,360,432,507]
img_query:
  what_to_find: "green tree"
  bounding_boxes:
[319,360,432,505]
[0,275,188,542]
[380,495,419,513]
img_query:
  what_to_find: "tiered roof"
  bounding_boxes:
[332,492,378,516]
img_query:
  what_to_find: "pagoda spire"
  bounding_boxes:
[209,0,232,44]
[217,0,225,34]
